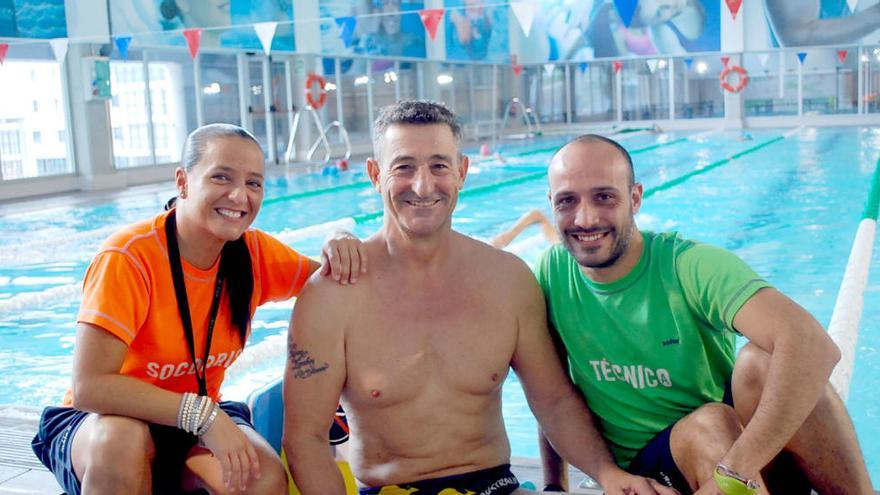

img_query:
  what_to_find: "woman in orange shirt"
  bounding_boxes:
[32,123,365,495]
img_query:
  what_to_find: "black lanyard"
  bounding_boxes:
[165,210,224,397]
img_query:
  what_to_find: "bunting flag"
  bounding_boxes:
[578,62,589,73]
[612,60,623,73]
[646,59,658,73]
[837,49,848,63]
[114,36,132,60]
[510,1,537,38]
[419,9,444,41]
[612,0,638,27]
[797,52,807,64]
[49,38,68,63]
[758,53,770,68]
[544,63,555,78]
[511,55,523,76]
[683,57,693,70]
[183,28,203,59]
[253,22,277,55]
[335,16,357,48]
[724,0,743,20]
[847,0,859,12]
[0,43,8,66]
[721,55,730,67]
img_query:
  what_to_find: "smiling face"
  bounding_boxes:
[175,135,265,247]
[548,138,643,281]
[367,123,467,240]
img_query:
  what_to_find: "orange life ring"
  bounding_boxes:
[305,73,327,109]
[720,64,749,93]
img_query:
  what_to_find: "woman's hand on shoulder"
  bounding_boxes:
[319,230,368,285]
[200,410,261,492]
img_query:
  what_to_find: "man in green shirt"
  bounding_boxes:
[536,134,872,494]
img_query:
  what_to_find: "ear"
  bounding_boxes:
[631,182,644,215]
[174,167,188,198]
[457,154,469,189]
[366,158,382,193]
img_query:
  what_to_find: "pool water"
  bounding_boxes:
[0,127,877,486]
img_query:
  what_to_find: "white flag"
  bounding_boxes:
[253,22,278,56]
[758,53,770,68]
[544,63,555,78]
[846,0,858,12]
[50,38,68,63]
[510,1,537,38]
[646,59,658,73]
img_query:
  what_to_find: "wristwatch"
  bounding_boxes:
[713,463,760,495]
[542,483,565,492]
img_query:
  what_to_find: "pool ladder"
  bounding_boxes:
[497,97,543,142]
[284,106,352,164]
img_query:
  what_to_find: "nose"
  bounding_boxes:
[411,166,435,197]
[227,183,248,204]
[573,201,599,229]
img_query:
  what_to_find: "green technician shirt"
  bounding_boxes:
[535,231,771,468]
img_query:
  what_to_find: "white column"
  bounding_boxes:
[797,57,804,116]
[615,66,622,122]
[194,53,203,127]
[262,57,276,163]
[237,54,251,131]
[668,58,675,120]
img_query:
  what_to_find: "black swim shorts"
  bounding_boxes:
[359,463,520,495]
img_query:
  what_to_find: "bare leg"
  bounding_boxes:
[732,343,872,494]
[182,424,287,495]
[71,414,155,495]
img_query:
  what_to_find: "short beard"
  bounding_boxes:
[570,219,634,269]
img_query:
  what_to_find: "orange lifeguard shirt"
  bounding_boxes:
[69,210,312,404]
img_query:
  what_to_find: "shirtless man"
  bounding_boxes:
[281,100,675,495]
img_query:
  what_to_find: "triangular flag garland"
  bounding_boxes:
[724,0,743,20]
[721,55,730,67]
[683,57,693,70]
[646,59,658,73]
[797,52,807,64]
[114,36,132,60]
[510,1,537,38]
[335,16,357,48]
[544,63,555,78]
[511,55,522,76]
[49,38,68,63]
[418,9,444,41]
[0,44,8,66]
[253,22,277,56]
[578,62,588,73]
[758,53,770,67]
[612,60,623,73]
[837,49,848,63]
[183,28,202,59]
[612,0,639,28]
[847,0,859,12]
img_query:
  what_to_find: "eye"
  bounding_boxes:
[211,173,231,182]
[554,196,576,209]
[247,180,263,189]
[432,163,450,171]
[596,192,614,202]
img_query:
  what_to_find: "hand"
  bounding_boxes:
[320,230,367,284]
[599,468,681,495]
[200,410,261,492]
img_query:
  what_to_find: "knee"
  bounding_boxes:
[675,403,742,460]
[84,417,155,485]
[249,461,288,495]
[734,343,770,392]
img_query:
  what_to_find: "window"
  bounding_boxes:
[32,131,41,144]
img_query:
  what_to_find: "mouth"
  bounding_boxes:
[569,230,610,245]
[216,207,247,219]
[404,198,441,208]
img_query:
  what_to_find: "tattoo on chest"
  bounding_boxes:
[289,344,330,379]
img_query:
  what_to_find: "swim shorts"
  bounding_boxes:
[359,464,520,495]
[626,383,734,494]
[32,401,252,495]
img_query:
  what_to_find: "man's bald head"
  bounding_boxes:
[550,134,635,188]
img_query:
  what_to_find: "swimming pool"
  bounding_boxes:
[0,127,877,486]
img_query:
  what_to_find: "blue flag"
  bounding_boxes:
[797,52,807,64]
[115,36,132,60]
[613,0,639,27]
[335,17,356,48]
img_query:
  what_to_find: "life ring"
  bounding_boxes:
[720,65,749,93]
[305,73,327,109]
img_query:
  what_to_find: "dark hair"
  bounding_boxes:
[166,123,262,343]
[554,134,635,187]
[372,99,462,160]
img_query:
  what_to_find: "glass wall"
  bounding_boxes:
[110,49,152,168]
[572,62,614,123]
[200,53,242,126]
[0,44,73,180]
[867,46,880,114]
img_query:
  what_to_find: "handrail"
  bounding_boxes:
[284,106,331,164]
[498,97,536,141]
[308,120,352,164]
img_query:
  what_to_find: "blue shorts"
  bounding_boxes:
[626,383,734,495]
[359,464,520,495]
[32,401,252,495]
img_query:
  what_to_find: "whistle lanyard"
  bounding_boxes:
[165,211,224,396]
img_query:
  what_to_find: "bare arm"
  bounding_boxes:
[71,322,260,490]
[539,428,568,491]
[510,262,677,495]
[764,0,880,46]
[719,288,839,479]
[490,210,559,249]
[282,278,348,495]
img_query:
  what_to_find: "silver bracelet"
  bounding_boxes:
[197,402,220,436]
